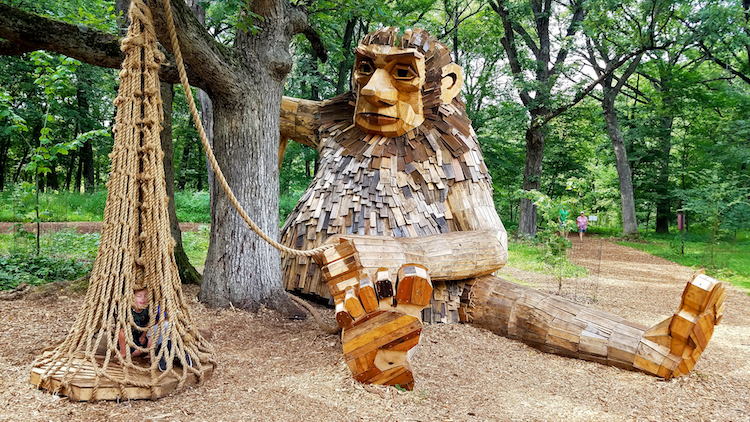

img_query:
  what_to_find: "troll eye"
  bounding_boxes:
[357,60,375,76]
[392,64,417,81]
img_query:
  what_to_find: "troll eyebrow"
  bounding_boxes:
[384,50,424,61]
[355,46,424,62]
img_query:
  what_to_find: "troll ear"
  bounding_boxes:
[439,63,463,104]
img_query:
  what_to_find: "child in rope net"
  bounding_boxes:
[117,285,192,371]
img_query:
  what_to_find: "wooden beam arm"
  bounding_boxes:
[280,96,322,150]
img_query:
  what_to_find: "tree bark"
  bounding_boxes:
[80,139,95,192]
[74,146,84,192]
[64,149,77,191]
[602,92,638,236]
[159,82,202,285]
[13,145,29,184]
[46,165,60,190]
[518,122,546,235]
[655,113,673,234]
[0,136,9,191]
[335,18,356,95]
[197,83,213,197]
[198,94,299,314]
[177,141,191,190]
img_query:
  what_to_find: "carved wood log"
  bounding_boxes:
[316,230,507,285]
[462,273,725,379]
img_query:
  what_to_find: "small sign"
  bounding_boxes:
[588,215,597,222]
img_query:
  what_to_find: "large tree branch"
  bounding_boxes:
[0,1,210,90]
[700,42,750,86]
[533,48,645,129]
[490,0,533,106]
[0,3,123,68]
[612,52,642,94]
[148,0,241,98]
[549,0,586,79]
[512,20,540,58]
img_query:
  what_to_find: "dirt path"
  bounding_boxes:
[1,235,749,421]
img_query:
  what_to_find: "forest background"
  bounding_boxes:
[0,0,748,294]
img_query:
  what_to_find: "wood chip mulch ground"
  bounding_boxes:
[1,234,749,421]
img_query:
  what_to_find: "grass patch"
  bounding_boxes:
[182,225,210,268]
[0,189,107,222]
[0,187,214,223]
[0,228,98,290]
[174,191,210,223]
[507,239,588,279]
[0,224,212,291]
[617,231,750,291]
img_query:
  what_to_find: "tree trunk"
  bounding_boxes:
[176,140,190,190]
[197,89,212,196]
[159,82,202,285]
[74,148,84,192]
[64,149,77,191]
[602,95,638,236]
[518,123,546,236]
[0,136,9,191]
[655,114,673,234]
[80,140,95,192]
[335,18,356,95]
[198,93,300,316]
[14,145,29,184]
[47,164,60,190]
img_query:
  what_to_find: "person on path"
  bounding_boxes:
[576,212,588,243]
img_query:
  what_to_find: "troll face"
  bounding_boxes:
[353,29,463,138]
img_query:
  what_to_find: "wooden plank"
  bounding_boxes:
[321,254,362,280]
[375,268,394,299]
[29,353,213,401]
[343,314,421,357]
[358,275,379,313]
[320,240,357,266]
[669,309,699,343]
[335,299,353,328]
[327,273,360,297]
[345,288,366,319]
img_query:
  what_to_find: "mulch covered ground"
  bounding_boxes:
[1,234,749,421]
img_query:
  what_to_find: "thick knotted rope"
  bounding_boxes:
[160,0,332,258]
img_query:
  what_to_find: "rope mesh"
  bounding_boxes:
[31,0,215,400]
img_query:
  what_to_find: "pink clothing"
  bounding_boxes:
[576,215,588,230]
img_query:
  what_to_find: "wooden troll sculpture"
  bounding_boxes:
[279,27,725,390]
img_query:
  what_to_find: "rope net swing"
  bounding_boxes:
[30,0,215,401]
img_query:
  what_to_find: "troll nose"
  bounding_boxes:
[361,69,398,106]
